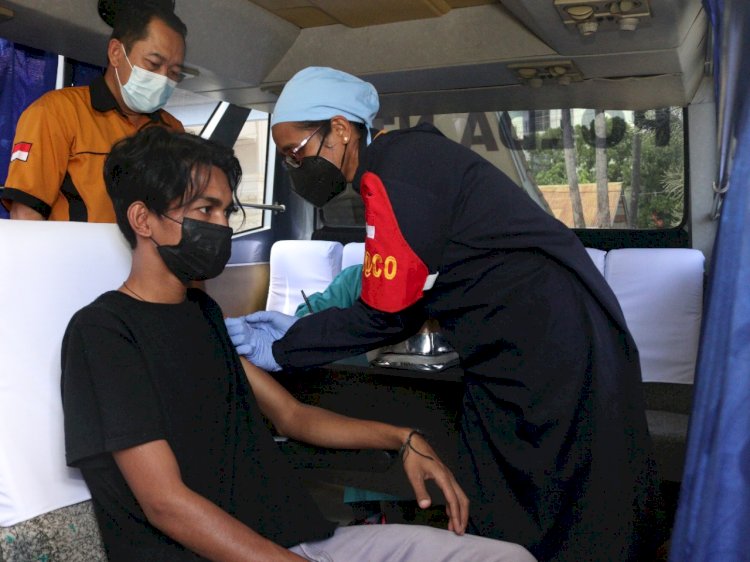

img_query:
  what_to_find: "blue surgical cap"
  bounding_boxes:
[270,67,379,142]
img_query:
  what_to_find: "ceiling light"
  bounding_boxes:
[549,65,569,77]
[619,16,639,31]
[578,20,599,35]
[565,5,595,20]
[610,0,636,14]
[517,68,538,79]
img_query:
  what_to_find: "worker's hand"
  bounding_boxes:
[224,316,282,372]
[243,310,299,340]
[400,432,470,536]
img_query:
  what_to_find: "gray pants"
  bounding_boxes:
[289,524,536,562]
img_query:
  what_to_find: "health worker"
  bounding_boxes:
[225,66,663,562]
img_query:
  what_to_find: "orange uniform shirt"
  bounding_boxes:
[2,76,183,222]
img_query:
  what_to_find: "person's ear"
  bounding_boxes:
[330,115,354,145]
[107,38,124,68]
[127,201,153,240]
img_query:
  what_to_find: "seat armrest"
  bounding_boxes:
[643,382,694,415]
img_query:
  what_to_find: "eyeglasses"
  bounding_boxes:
[283,125,324,168]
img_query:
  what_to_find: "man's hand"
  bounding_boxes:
[224,316,284,372]
[400,432,470,535]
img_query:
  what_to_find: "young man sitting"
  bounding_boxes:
[61,127,535,561]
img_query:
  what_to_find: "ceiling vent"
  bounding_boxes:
[553,0,652,36]
[509,60,584,87]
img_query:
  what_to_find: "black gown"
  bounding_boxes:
[274,124,662,561]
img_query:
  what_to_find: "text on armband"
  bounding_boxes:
[364,251,397,280]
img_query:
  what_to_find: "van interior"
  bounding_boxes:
[0,0,725,560]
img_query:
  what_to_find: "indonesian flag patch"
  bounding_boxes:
[11,142,32,162]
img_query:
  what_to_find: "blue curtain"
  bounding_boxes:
[0,40,103,219]
[70,59,104,88]
[0,39,58,218]
[669,1,750,560]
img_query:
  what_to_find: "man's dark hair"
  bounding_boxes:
[105,127,243,248]
[110,1,187,51]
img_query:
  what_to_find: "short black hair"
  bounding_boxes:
[110,1,187,51]
[105,127,243,248]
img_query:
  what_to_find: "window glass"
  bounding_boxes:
[173,92,271,235]
[375,108,685,230]
[224,116,269,234]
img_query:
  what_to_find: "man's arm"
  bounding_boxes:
[241,357,469,534]
[113,439,306,562]
[9,201,44,220]
[4,94,72,220]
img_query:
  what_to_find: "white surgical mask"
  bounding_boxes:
[115,46,177,114]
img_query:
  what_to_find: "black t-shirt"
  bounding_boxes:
[61,289,335,561]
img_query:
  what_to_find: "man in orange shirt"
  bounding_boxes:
[2,3,186,222]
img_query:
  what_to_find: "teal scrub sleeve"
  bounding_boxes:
[294,264,364,317]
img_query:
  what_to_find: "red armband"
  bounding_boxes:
[360,172,435,313]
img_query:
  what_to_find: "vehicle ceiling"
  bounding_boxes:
[0,0,708,117]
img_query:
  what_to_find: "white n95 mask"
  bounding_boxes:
[115,47,177,114]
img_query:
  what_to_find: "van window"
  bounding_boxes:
[375,107,685,230]
[223,115,270,234]
[177,96,271,235]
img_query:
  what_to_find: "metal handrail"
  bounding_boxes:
[241,202,286,213]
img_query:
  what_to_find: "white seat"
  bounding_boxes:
[585,247,607,275]
[341,242,366,269]
[265,240,343,314]
[348,244,603,276]
[0,220,132,526]
[605,248,704,384]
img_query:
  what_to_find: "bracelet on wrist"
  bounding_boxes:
[399,429,434,462]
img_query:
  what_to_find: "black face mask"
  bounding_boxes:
[286,139,348,207]
[155,216,233,283]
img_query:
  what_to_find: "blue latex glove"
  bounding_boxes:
[224,315,254,351]
[243,310,299,340]
[224,315,285,372]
